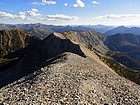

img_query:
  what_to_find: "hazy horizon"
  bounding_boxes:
[1,23,140,28]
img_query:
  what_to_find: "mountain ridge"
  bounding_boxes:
[0,28,140,104]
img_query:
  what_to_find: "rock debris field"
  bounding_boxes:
[0,53,140,105]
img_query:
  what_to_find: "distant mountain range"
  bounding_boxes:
[86,24,115,33]
[0,24,115,38]
[0,24,53,38]
[1,25,140,71]
[104,26,140,36]
[1,24,140,71]
[1,24,140,37]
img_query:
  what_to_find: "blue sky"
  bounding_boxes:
[0,0,140,25]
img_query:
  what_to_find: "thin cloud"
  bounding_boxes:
[32,0,56,5]
[92,0,100,5]
[46,14,79,21]
[93,14,140,19]
[64,3,68,7]
[31,9,39,13]
[43,0,56,5]
[93,14,140,25]
[31,2,41,5]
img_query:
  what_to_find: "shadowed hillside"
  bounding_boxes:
[0,29,40,57]
[0,29,40,72]
[0,33,86,88]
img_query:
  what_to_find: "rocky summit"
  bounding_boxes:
[0,53,140,105]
